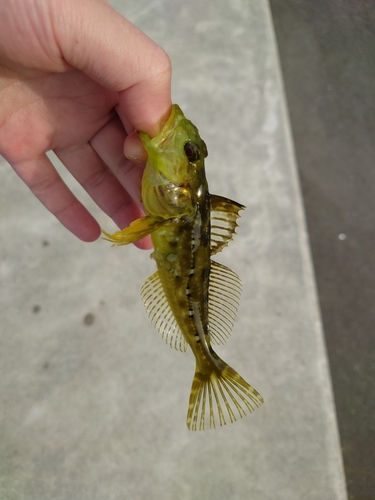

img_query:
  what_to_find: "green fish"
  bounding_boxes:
[103,104,263,430]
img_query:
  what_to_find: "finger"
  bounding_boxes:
[117,74,172,138]
[11,154,101,242]
[89,116,152,249]
[55,140,144,230]
[90,116,144,207]
[56,139,152,250]
[124,131,148,165]
[53,0,172,137]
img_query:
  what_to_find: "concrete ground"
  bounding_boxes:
[1,1,348,499]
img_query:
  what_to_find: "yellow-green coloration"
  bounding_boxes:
[102,104,263,430]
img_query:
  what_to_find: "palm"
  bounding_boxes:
[1,68,148,245]
[2,70,117,157]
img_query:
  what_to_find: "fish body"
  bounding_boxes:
[103,105,263,430]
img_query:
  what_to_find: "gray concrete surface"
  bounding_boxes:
[0,1,347,499]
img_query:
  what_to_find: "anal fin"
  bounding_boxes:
[141,271,187,352]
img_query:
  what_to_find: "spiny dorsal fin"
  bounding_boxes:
[208,261,242,345]
[210,195,245,255]
[140,272,187,352]
[102,216,166,246]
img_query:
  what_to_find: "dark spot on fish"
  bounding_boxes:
[201,267,210,282]
[42,240,49,247]
[99,300,105,306]
[201,230,209,247]
[178,224,186,234]
[169,240,178,248]
[43,362,49,370]
[33,305,41,314]
[205,190,210,203]
[84,313,95,326]
[196,338,201,343]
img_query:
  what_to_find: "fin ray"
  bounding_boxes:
[140,272,187,352]
[208,261,242,345]
[102,216,165,245]
[187,362,263,431]
[210,195,245,255]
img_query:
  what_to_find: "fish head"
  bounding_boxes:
[139,104,208,218]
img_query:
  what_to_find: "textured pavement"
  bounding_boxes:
[0,1,347,499]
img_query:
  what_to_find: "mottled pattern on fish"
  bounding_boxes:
[103,105,263,430]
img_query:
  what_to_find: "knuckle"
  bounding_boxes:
[147,45,172,83]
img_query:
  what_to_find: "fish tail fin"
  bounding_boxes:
[186,361,264,431]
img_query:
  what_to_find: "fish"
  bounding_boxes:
[102,104,263,430]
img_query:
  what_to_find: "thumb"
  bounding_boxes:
[53,0,172,136]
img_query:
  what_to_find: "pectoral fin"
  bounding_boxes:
[102,216,165,246]
[210,195,245,255]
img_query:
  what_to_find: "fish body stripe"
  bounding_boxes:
[149,173,214,368]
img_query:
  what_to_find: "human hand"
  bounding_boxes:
[0,0,172,248]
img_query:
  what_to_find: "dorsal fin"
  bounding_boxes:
[210,195,245,255]
[208,261,242,345]
[140,272,188,352]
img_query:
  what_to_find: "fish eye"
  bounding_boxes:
[184,141,200,163]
